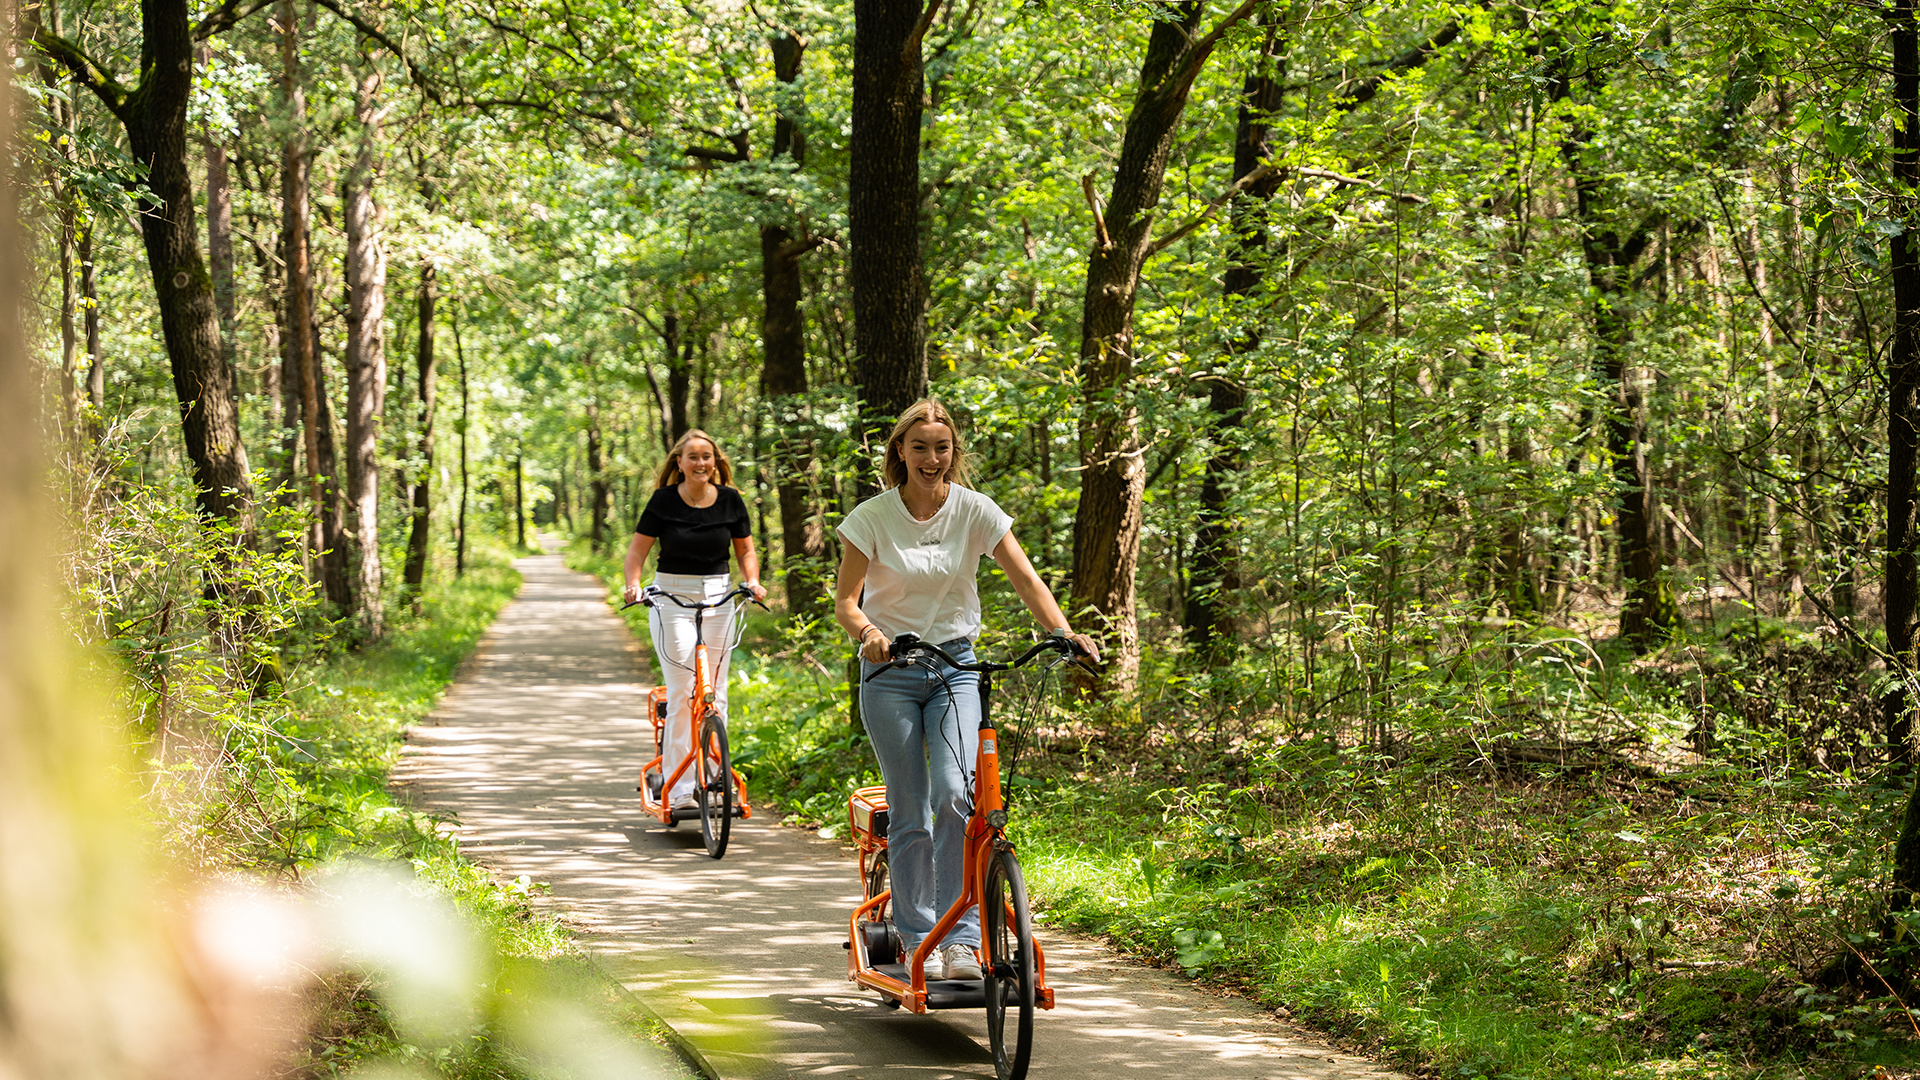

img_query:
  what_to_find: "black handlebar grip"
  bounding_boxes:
[889,631,922,659]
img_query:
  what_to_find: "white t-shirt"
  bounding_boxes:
[836,485,1014,645]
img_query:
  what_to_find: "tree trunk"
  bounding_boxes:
[403,262,436,601]
[1551,47,1679,652]
[313,330,351,610]
[344,65,387,641]
[34,8,80,430]
[761,29,827,616]
[514,450,526,550]
[278,0,333,592]
[81,225,101,414]
[1890,0,1920,778]
[201,43,236,377]
[1073,2,1248,692]
[587,423,608,549]
[36,0,256,525]
[850,0,929,462]
[1187,14,1284,654]
[584,379,609,551]
[454,300,469,576]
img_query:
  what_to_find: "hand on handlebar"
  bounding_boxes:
[621,582,650,607]
[1063,631,1101,665]
[859,628,893,665]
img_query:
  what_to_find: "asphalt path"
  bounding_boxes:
[393,544,1405,1080]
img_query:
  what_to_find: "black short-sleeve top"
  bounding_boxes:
[635,486,752,576]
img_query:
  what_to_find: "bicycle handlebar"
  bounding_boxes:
[619,582,769,613]
[861,632,1096,683]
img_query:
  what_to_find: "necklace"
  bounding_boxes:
[909,483,949,522]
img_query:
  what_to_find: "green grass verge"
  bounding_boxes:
[256,541,696,1080]
[630,619,1920,1080]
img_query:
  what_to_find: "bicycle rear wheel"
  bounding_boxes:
[982,848,1035,1080]
[697,713,733,858]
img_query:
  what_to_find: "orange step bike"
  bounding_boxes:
[624,582,765,858]
[845,631,1093,1080]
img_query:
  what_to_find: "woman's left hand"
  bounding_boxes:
[746,581,768,603]
[1068,632,1101,663]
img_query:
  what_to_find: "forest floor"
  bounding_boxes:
[393,538,1405,1080]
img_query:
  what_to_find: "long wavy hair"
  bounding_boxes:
[881,399,972,491]
[653,429,736,489]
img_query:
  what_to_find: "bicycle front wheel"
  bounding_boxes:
[982,848,1036,1080]
[697,712,733,858]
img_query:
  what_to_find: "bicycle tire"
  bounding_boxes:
[982,848,1036,1080]
[697,713,733,858]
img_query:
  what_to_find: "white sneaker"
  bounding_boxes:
[670,794,698,811]
[941,943,981,982]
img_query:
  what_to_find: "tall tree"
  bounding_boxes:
[759,27,828,616]
[1890,0,1920,772]
[1071,0,1258,691]
[344,58,388,640]
[35,0,256,527]
[849,0,935,460]
[1186,9,1286,653]
[403,259,437,603]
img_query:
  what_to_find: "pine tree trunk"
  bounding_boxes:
[344,66,387,641]
[850,0,929,462]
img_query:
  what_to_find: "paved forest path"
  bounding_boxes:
[393,543,1405,1080]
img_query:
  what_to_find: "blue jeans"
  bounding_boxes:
[859,638,980,952]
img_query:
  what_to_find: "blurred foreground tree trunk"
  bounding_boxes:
[0,50,287,1076]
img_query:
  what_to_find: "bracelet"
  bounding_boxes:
[856,624,881,644]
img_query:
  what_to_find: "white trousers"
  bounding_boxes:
[649,572,735,802]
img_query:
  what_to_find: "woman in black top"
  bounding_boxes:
[622,429,766,809]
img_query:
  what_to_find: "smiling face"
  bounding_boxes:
[677,437,718,484]
[898,420,955,494]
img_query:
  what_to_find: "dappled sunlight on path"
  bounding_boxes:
[394,545,1404,1079]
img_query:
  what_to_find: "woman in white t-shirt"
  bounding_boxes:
[834,399,1099,983]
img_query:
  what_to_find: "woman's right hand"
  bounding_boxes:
[623,581,641,605]
[860,629,891,664]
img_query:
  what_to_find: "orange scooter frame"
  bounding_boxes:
[627,583,759,858]
[845,634,1086,1080]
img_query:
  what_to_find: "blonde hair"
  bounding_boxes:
[882,400,972,490]
[653,429,735,489]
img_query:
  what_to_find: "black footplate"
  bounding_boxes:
[667,803,747,822]
[872,963,1011,1009]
